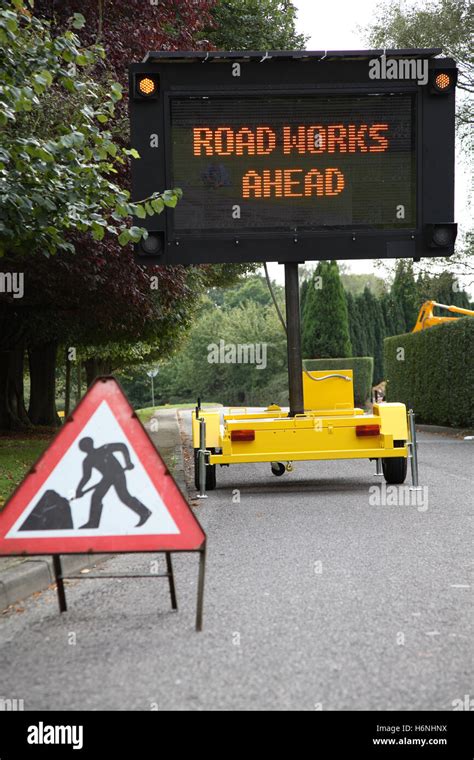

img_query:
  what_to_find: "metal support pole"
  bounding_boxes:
[196,544,207,632]
[408,409,422,490]
[53,555,67,613]
[197,417,208,499]
[165,552,178,611]
[374,458,382,476]
[284,262,304,417]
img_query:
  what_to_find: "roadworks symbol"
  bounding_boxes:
[6,400,179,538]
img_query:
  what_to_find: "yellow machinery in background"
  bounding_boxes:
[412,300,474,332]
[192,369,415,492]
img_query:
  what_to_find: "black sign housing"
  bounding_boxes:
[129,50,457,265]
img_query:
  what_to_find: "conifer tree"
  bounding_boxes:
[302,262,352,358]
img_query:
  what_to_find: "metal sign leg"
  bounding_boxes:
[408,409,422,491]
[196,544,207,632]
[197,417,208,499]
[53,555,67,613]
[165,552,178,611]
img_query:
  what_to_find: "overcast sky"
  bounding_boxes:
[265,0,471,286]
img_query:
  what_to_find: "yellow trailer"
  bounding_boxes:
[192,369,412,491]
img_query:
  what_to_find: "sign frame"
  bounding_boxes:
[129,49,457,265]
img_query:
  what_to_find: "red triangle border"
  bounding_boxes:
[0,377,206,555]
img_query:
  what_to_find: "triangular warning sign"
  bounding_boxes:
[0,377,205,556]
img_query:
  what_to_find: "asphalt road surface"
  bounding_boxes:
[0,416,471,711]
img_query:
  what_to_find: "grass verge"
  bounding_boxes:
[0,400,218,508]
[0,433,53,509]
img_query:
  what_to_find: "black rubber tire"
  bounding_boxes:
[194,448,216,491]
[271,462,286,477]
[382,441,408,484]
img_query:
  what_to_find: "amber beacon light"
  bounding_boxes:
[435,73,450,90]
[430,69,457,94]
[135,75,159,98]
[139,77,155,95]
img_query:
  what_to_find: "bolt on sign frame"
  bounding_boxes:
[129,49,457,266]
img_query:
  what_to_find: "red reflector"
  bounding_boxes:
[356,424,381,437]
[231,430,255,442]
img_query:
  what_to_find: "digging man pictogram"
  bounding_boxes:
[76,437,152,529]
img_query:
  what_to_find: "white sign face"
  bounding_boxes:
[6,401,180,539]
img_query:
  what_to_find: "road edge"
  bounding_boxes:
[416,423,474,437]
[0,554,108,612]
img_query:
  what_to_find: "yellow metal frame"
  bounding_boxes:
[192,371,409,466]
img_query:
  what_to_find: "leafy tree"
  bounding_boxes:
[360,287,376,361]
[35,0,216,74]
[416,270,471,309]
[365,0,473,151]
[450,230,474,290]
[0,1,231,431]
[222,275,276,309]
[365,0,473,287]
[346,269,472,387]
[299,276,309,323]
[380,291,406,337]
[370,291,386,384]
[391,260,419,333]
[138,299,288,407]
[199,262,258,289]
[205,0,307,50]
[350,288,385,384]
[0,1,181,429]
[0,0,309,431]
[346,292,363,356]
[302,261,352,359]
[25,0,261,391]
[344,267,472,387]
[0,1,175,258]
[119,273,290,407]
[339,270,387,298]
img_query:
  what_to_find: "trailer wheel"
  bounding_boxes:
[194,448,216,491]
[271,462,286,477]
[382,441,408,484]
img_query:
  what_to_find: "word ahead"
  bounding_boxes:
[242,167,344,198]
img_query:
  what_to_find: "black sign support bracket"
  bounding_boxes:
[285,262,304,416]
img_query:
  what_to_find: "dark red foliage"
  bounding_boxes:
[18,1,218,352]
[1,242,192,349]
[34,1,216,85]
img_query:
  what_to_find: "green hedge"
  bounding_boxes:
[384,319,474,427]
[304,357,374,407]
